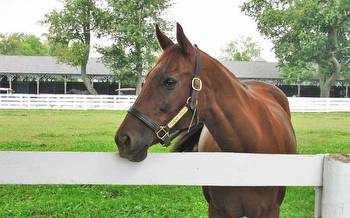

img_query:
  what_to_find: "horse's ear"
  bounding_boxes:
[156,24,174,50]
[176,23,194,55]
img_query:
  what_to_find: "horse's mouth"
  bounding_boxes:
[119,147,148,162]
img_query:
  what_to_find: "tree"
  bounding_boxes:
[220,36,261,61]
[242,0,350,97]
[0,33,49,56]
[42,0,105,95]
[98,0,172,93]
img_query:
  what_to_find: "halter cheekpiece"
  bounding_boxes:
[128,45,202,147]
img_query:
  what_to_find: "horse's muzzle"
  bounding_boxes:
[115,131,149,162]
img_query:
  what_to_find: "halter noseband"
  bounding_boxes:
[128,45,202,147]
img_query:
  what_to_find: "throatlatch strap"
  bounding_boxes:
[190,45,202,110]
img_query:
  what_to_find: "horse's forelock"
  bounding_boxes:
[146,45,189,80]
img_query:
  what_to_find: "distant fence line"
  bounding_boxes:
[0,94,350,112]
[0,94,136,110]
[288,97,350,112]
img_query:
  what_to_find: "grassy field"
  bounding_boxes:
[0,110,349,218]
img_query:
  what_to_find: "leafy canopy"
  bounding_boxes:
[42,0,105,66]
[242,0,350,88]
[0,33,49,56]
[220,36,261,62]
[99,0,173,87]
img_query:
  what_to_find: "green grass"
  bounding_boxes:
[0,110,349,218]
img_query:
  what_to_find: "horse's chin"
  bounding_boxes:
[119,149,148,162]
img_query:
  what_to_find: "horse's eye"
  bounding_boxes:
[163,78,177,89]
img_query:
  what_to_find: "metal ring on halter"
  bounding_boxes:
[186,97,191,105]
[156,126,170,141]
[192,78,202,91]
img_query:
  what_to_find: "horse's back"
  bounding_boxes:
[243,80,291,118]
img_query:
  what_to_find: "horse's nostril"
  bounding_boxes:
[118,133,131,147]
[120,135,129,144]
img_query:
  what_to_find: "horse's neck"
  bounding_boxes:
[199,55,260,152]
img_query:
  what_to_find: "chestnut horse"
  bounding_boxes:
[115,23,296,218]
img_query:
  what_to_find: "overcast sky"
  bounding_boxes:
[0,0,276,62]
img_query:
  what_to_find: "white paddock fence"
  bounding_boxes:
[1,152,349,218]
[288,97,350,112]
[0,94,137,110]
[0,94,350,112]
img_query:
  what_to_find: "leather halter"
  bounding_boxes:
[128,45,202,147]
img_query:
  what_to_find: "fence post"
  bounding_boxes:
[84,95,88,110]
[26,95,30,109]
[322,154,350,218]
[46,95,50,109]
[326,98,332,112]
[114,96,117,110]
[315,187,322,218]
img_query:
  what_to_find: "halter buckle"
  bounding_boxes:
[192,77,202,91]
[156,126,170,141]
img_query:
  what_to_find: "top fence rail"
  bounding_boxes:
[0,152,324,186]
[0,94,349,112]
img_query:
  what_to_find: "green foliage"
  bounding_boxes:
[42,0,104,66]
[220,36,261,61]
[98,0,173,87]
[242,0,350,95]
[280,61,314,84]
[0,33,49,56]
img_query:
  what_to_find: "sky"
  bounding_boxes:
[0,0,276,62]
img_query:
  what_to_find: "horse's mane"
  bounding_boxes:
[171,48,251,152]
[201,50,252,91]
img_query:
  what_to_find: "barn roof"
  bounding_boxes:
[0,55,109,76]
[222,60,280,79]
[0,55,282,80]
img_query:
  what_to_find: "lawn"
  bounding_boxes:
[0,110,349,218]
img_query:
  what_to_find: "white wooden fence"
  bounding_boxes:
[0,94,350,112]
[288,97,350,112]
[0,94,136,110]
[0,152,349,218]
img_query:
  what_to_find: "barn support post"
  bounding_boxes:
[321,154,350,218]
[36,77,40,94]
[118,82,121,95]
[297,84,301,97]
[8,75,12,90]
[63,76,67,94]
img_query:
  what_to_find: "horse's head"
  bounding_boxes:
[115,23,203,162]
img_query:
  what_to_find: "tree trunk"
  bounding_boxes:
[320,81,331,97]
[316,26,342,98]
[135,43,143,95]
[318,26,342,98]
[136,77,142,95]
[81,64,97,95]
[80,4,98,95]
